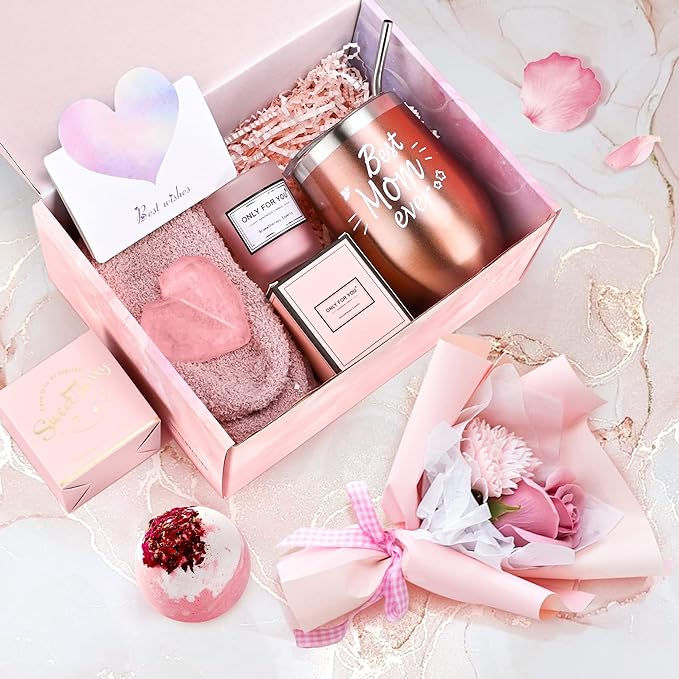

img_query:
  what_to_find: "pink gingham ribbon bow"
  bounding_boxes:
[279,481,409,647]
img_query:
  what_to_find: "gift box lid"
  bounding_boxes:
[0,0,360,199]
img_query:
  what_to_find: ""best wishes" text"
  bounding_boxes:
[134,185,191,224]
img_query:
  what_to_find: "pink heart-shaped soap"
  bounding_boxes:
[58,67,179,183]
[141,256,251,363]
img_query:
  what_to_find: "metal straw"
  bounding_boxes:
[370,19,393,97]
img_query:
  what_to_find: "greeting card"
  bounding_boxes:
[44,67,236,262]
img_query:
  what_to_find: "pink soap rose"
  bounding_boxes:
[492,469,586,548]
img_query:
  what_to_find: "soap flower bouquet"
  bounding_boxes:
[414,360,622,573]
[277,335,663,647]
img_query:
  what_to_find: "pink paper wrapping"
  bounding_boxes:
[383,335,493,529]
[278,547,389,631]
[278,334,664,633]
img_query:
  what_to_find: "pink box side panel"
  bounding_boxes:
[355,0,558,241]
[34,202,230,493]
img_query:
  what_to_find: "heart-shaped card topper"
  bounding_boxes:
[141,256,251,363]
[58,67,179,183]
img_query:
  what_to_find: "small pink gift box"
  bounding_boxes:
[0,0,559,497]
[0,331,161,511]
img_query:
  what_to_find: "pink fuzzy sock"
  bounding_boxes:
[223,346,315,442]
[91,204,316,441]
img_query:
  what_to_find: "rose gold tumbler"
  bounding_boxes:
[285,23,503,313]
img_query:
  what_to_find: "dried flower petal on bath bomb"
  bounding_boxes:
[521,52,601,132]
[605,135,661,170]
[142,507,206,574]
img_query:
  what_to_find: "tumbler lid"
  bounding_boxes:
[284,91,401,184]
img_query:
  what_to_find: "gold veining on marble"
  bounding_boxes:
[592,415,639,456]
[0,239,38,286]
[484,333,558,366]
[588,283,645,353]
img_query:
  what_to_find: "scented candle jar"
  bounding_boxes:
[203,161,321,290]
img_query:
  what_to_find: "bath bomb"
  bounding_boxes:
[135,506,250,622]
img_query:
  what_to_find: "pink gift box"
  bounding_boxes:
[0,331,161,511]
[0,0,558,497]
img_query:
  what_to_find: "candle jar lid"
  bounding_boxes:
[207,159,283,204]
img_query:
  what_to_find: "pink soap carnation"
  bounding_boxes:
[461,418,540,501]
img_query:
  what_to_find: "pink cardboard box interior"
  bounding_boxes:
[0,0,558,497]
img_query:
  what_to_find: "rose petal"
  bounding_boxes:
[545,467,576,492]
[605,135,661,171]
[553,483,586,509]
[494,479,560,539]
[499,525,565,548]
[551,495,574,530]
[514,525,580,548]
[521,52,601,132]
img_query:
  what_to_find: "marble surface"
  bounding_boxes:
[1,1,678,676]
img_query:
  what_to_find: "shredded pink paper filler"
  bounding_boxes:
[224,44,369,242]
